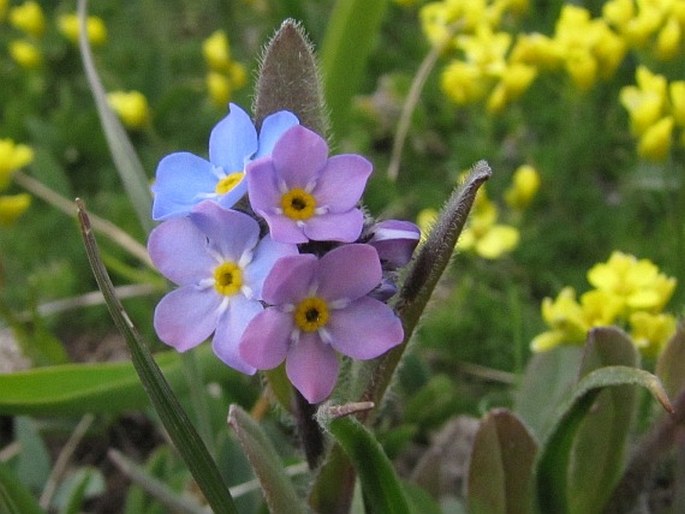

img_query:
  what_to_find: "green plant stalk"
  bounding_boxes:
[76,200,238,514]
[320,0,389,137]
[0,462,45,514]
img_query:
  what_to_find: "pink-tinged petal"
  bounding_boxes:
[190,202,259,261]
[316,244,382,301]
[212,296,261,375]
[152,152,217,220]
[246,158,281,214]
[368,220,421,268]
[243,235,299,300]
[148,218,215,285]
[286,333,339,403]
[313,154,372,211]
[262,254,318,305]
[153,286,221,352]
[260,213,309,244]
[239,308,293,369]
[209,103,258,171]
[303,209,364,243]
[254,111,300,158]
[328,296,404,359]
[271,126,329,187]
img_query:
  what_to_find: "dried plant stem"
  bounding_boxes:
[13,171,152,268]
[387,24,461,182]
[39,414,95,509]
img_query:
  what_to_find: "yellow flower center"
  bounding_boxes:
[281,188,316,220]
[294,297,329,332]
[215,172,244,195]
[213,261,243,296]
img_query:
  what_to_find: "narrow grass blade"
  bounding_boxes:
[0,461,45,514]
[320,0,389,136]
[0,346,226,416]
[76,200,237,514]
[536,364,672,513]
[227,404,308,514]
[77,0,153,234]
[325,415,411,514]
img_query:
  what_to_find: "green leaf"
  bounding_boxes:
[57,467,105,514]
[15,417,51,492]
[536,362,672,514]
[254,19,328,136]
[467,409,537,514]
[568,327,639,514]
[227,404,308,514]
[0,461,45,514]
[77,0,153,234]
[656,322,685,397]
[0,346,227,416]
[76,201,238,514]
[325,415,411,514]
[320,0,389,136]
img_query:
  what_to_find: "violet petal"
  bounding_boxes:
[286,333,339,403]
[239,308,293,369]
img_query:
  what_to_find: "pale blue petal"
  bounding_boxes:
[212,296,261,375]
[189,202,260,261]
[208,103,258,171]
[243,235,299,300]
[254,110,300,159]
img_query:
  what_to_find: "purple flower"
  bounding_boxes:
[148,201,299,373]
[238,244,404,403]
[367,219,421,269]
[246,125,372,244]
[152,103,299,220]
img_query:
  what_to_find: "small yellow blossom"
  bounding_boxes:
[206,71,233,108]
[0,193,31,226]
[531,287,589,352]
[630,311,677,358]
[620,65,668,135]
[9,1,45,37]
[0,139,34,190]
[504,164,540,210]
[510,33,563,68]
[107,91,150,130]
[656,16,682,59]
[57,13,108,46]
[203,30,233,72]
[457,190,519,259]
[638,115,674,160]
[8,39,42,69]
[441,60,486,104]
[587,251,677,314]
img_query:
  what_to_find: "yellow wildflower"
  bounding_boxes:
[441,60,486,104]
[457,190,519,259]
[206,71,232,108]
[530,287,589,352]
[57,13,108,46]
[203,30,233,73]
[587,251,676,314]
[579,289,624,327]
[107,91,150,130]
[8,39,42,69]
[504,164,540,210]
[565,48,598,91]
[638,116,674,160]
[630,311,677,358]
[0,139,34,190]
[9,1,45,37]
[619,65,668,135]
[655,15,681,59]
[510,33,562,68]
[0,193,31,226]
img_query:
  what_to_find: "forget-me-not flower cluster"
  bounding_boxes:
[148,103,420,403]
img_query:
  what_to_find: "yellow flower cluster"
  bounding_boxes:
[620,65,685,160]
[0,139,33,226]
[421,0,536,113]
[7,1,45,69]
[57,13,108,47]
[417,165,539,260]
[202,30,247,108]
[107,91,151,131]
[532,251,677,357]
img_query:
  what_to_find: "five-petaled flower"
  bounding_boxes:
[247,125,372,244]
[239,244,404,403]
[152,103,298,220]
[148,200,299,373]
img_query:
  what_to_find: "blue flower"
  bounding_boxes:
[152,103,299,220]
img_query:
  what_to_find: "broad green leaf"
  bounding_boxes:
[77,0,153,234]
[656,322,685,397]
[467,409,537,514]
[254,19,328,136]
[15,417,51,492]
[514,346,584,443]
[227,404,308,514]
[308,444,356,514]
[568,328,638,514]
[77,202,237,514]
[536,364,672,514]
[320,0,389,136]
[0,461,45,514]
[325,415,411,514]
[0,346,228,416]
